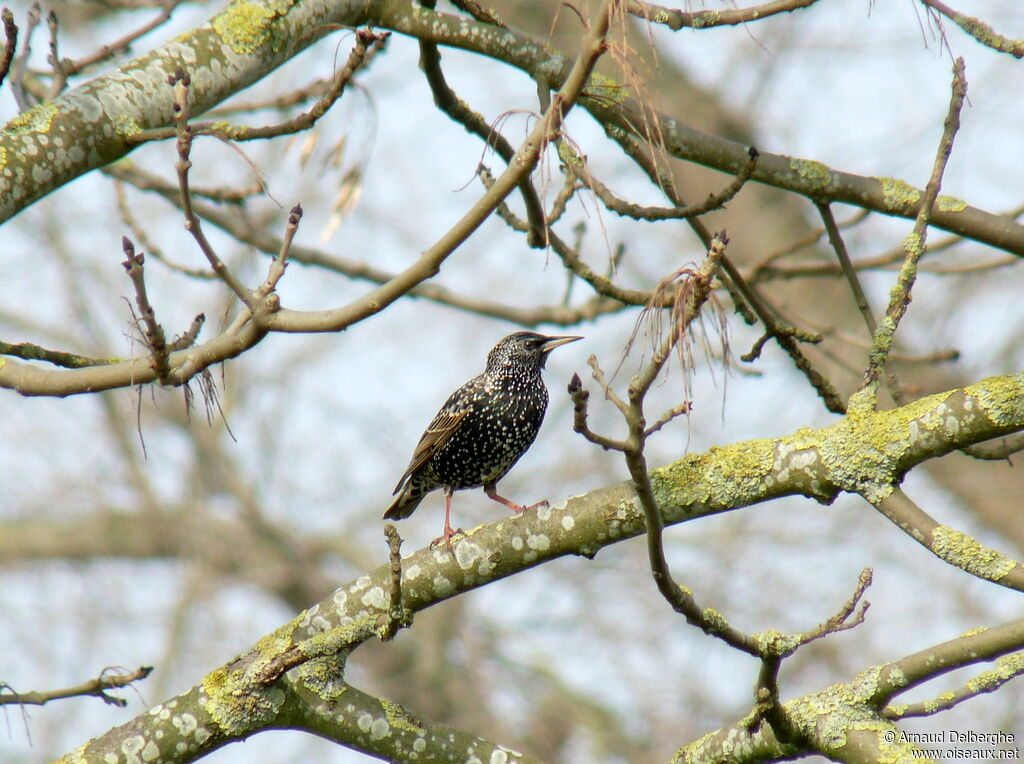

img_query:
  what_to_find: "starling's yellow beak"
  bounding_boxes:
[540,335,583,354]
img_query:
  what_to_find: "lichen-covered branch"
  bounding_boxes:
[919,0,1024,59]
[0,0,615,398]
[674,617,1024,763]
[873,487,1024,592]
[0,0,375,222]
[50,370,1024,760]
[4,0,1023,258]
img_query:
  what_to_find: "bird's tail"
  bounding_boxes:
[383,481,428,520]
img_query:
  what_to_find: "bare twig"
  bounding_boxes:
[108,161,628,329]
[0,2,619,398]
[114,179,218,280]
[962,433,1024,462]
[628,0,821,30]
[419,16,548,247]
[0,340,119,368]
[816,203,875,336]
[169,67,255,308]
[44,9,66,99]
[0,7,16,89]
[601,121,845,413]
[131,31,389,146]
[567,372,628,451]
[121,236,172,384]
[10,1,39,110]
[566,144,759,222]
[858,59,967,405]
[256,204,301,299]
[817,202,906,403]
[449,0,507,28]
[748,568,872,736]
[378,524,413,641]
[59,0,181,79]
[0,666,153,708]
[872,618,1024,710]
[168,313,206,352]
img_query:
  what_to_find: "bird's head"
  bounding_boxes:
[486,332,583,372]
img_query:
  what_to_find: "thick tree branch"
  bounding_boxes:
[673,617,1024,763]
[4,0,1023,259]
[57,365,1024,759]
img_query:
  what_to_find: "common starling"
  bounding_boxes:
[384,331,582,547]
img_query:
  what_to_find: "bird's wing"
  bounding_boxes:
[392,408,469,493]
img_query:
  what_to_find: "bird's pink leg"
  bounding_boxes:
[431,486,462,552]
[484,483,548,515]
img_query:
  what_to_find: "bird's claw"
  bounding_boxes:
[430,527,466,554]
[515,499,548,514]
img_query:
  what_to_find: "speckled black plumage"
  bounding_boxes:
[384,331,581,544]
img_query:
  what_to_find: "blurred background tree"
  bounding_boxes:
[1,0,1022,761]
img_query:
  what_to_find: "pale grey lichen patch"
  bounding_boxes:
[550,498,569,510]
[121,735,146,757]
[172,712,198,737]
[536,503,551,520]
[357,711,373,733]
[964,373,1024,427]
[142,740,160,761]
[360,586,388,610]
[298,603,318,628]
[432,575,455,597]
[561,515,575,531]
[526,534,550,552]
[476,556,497,577]
[370,716,390,740]
[333,588,348,610]
[490,750,511,764]
[405,563,423,580]
[454,540,485,569]
[511,536,524,551]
